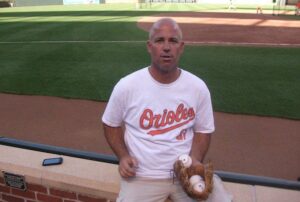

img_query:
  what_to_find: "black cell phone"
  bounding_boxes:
[42,157,63,166]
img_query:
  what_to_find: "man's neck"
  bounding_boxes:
[148,66,181,84]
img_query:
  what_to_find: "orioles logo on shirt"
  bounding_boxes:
[139,103,195,136]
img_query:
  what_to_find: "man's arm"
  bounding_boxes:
[189,132,212,164]
[102,123,138,178]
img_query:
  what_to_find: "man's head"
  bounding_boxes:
[147,18,184,75]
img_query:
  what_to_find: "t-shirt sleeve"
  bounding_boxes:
[102,80,125,127]
[193,83,215,134]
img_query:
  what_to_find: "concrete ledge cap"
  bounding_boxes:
[0,145,120,199]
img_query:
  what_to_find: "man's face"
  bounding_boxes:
[147,23,184,74]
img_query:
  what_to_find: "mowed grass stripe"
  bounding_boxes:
[0,9,152,41]
[0,43,149,101]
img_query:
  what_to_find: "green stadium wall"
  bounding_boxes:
[14,0,102,6]
[63,0,100,4]
[15,0,63,7]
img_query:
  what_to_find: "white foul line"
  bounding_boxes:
[185,41,300,47]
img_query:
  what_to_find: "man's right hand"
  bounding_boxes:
[119,155,138,178]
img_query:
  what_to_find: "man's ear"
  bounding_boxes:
[146,40,152,54]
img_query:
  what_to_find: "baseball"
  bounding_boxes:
[178,154,192,168]
[189,175,203,186]
[193,181,205,192]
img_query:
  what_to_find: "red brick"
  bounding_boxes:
[78,194,106,202]
[37,193,63,202]
[0,185,10,193]
[50,188,76,199]
[64,200,78,202]
[0,177,4,185]
[27,183,47,193]
[2,194,25,202]
[12,188,36,199]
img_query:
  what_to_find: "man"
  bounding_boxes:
[102,18,231,202]
[296,0,300,16]
[256,0,263,14]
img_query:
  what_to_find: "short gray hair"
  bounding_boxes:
[148,18,183,40]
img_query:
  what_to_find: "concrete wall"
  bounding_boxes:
[1,145,300,202]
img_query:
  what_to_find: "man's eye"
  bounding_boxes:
[170,39,179,43]
[155,39,164,43]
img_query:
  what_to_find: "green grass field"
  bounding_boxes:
[0,4,299,119]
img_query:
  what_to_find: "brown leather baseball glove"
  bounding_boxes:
[173,160,214,201]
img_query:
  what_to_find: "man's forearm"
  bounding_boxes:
[189,133,211,163]
[102,123,129,159]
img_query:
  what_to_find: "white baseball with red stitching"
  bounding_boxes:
[178,154,192,168]
[193,180,205,192]
[189,175,203,186]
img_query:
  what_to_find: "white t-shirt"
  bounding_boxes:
[102,67,215,179]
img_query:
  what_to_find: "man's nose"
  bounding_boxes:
[163,42,171,51]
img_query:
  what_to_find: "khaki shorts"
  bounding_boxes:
[117,175,233,202]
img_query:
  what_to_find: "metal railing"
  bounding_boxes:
[0,137,299,191]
